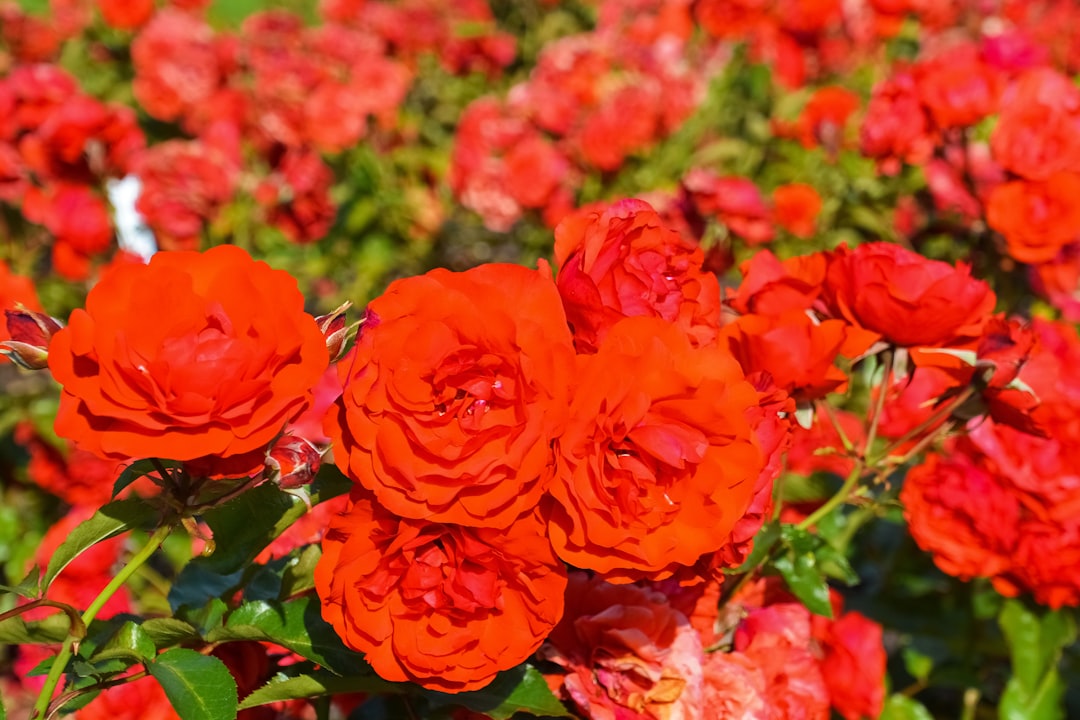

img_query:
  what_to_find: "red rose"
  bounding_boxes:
[990,68,1080,181]
[986,172,1080,264]
[554,198,720,354]
[547,317,772,582]
[915,45,1002,129]
[326,262,574,528]
[773,183,822,238]
[315,492,566,692]
[98,0,155,29]
[721,310,855,402]
[901,453,1020,583]
[48,245,329,475]
[682,169,774,245]
[728,249,827,317]
[134,139,239,252]
[823,242,995,347]
[812,606,887,720]
[131,10,226,123]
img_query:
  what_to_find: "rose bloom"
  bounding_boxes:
[315,491,566,692]
[811,603,887,720]
[554,198,720,354]
[326,263,574,528]
[547,317,772,583]
[859,73,934,173]
[823,242,995,347]
[14,423,136,506]
[772,183,822,238]
[986,172,1080,264]
[901,452,1020,584]
[734,603,830,720]
[727,249,828,317]
[538,572,704,720]
[990,68,1080,181]
[776,86,859,151]
[721,311,855,402]
[682,170,774,245]
[48,245,329,476]
[915,45,1002,129]
[701,651,769,720]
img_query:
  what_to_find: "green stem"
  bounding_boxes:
[32,524,173,720]
[862,350,893,460]
[797,461,865,531]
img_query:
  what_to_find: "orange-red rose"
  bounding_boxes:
[48,245,329,476]
[720,310,854,402]
[823,242,995,348]
[315,491,566,692]
[546,317,771,582]
[554,198,720,354]
[986,172,1080,264]
[326,263,574,528]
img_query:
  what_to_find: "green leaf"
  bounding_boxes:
[773,526,833,617]
[280,545,322,599]
[148,648,238,720]
[179,598,229,637]
[195,483,297,575]
[42,499,158,591]
[998,600,1074,720]
[192,473,347,576]
[92,621,156,664]
[0,566,40,599]
[238,670,399,710]
[724,521,781,575]
[111,459,180,499]
[168,563,244,612]
[423,665,573,720]
[1000,672,1067,720]
[773,547,833,618]
[140,618,202,648]
[815,542,859,586]
[902,647,933,683]
[207,596,367,674]
[879,694,935,720]
[1000,601,1051,690]
[0,613,71,644]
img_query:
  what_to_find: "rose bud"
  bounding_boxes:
[2,306,64,370]
[314,301,354,362]
[265,434,322,489]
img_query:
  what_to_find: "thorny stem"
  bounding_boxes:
[0,598,84,637]
[875,385,975,462]
[32,524,173,720]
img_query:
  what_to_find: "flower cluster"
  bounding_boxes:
[0,65,144,278]
[449,1,725,231]
[317,198,789,691]
[903,319,1080,608]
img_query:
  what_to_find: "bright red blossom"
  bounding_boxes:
[326,263,574,528]
[554,198,720,354]
[823,242,996,348]
[315,492,566,692]
[48,245,329,476]
[547,317,773,583]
